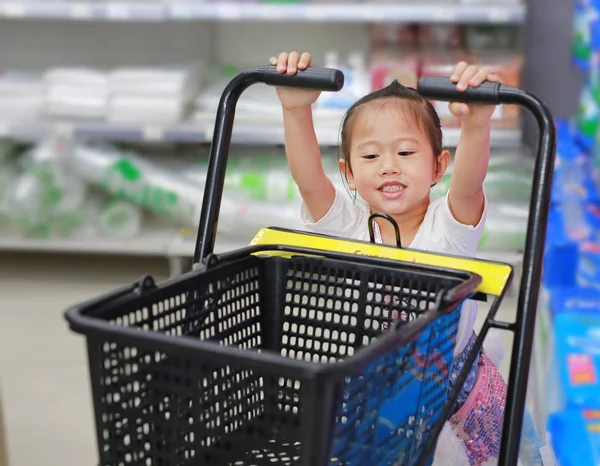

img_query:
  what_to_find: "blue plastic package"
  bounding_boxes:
[578,240,600,289]
[551,286,600,319]
[541,286,600,369]
[548,409,600,465]
[550,313,600,413]
[545,289,600,396]
[575,204,600,289]
[554,117,589,154]
[543,199,598,290]
[543,209,580,289]
[551,142,600,206]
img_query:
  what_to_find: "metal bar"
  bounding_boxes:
[496,89,556,466]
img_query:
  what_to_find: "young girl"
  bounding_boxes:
[269,51,510,465]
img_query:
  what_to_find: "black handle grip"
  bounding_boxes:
[194,65,345,265]
[418,76,503,104]
[261,65,344,91]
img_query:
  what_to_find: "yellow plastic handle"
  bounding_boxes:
[249,228,513,296]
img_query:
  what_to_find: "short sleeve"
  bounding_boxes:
[300,188,369,240]
[412,191,488,258]
[437,191,487,255]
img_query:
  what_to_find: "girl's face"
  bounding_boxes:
[341,101,450,218]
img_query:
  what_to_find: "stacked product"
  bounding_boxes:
[43,67,109,120]
[0,63,202,123]
[0,140,322,242]
[367,23,522,130]
[191,26,523,141]
[107,64,202,123]
[194,65,282,117]
[573,0,600,154]
[535,118,600,465]
[0,70,45,121]
[0,136,145,240]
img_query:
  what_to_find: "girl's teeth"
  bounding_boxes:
[382,185,404,192]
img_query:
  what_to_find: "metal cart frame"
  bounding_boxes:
[66,65,555,466]
[193,68,555,465]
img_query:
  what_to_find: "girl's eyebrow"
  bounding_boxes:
[356,137,420,149]
[394,137,420,144]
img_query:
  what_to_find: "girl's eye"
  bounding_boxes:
[398,151,414,157]
[362,154,378,160]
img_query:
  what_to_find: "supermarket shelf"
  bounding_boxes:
[0,119,523,148]
[0,228,249,258]
[0,221,527,263]
[222,124,523,149]
[0,218,187,257]
[197,110,523,148]
[0,226,250,277]
[0,224,524,279]
[168,2,526,24]
[168,231,250,258]
[196,110,523,148]
[0,2,526,24]
[0,120,208,143]
[0,227,175,257]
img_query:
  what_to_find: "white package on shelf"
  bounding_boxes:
[70,144,203,227]
[108,64,202,97]
[43,67,108,88]
[107,95,191,123]
[194,80,281,117]
[95,199,143,239]
[43,67,109,119]
[44,84,108,119]
[0,95,43,120]
[0,70,45,97]
[107,64,201,123]
[0,70,45,120]
[43,67,109,120]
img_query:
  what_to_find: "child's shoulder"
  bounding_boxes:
[424,192,486,231]
[412,193,486,255]
[301,186,371,241]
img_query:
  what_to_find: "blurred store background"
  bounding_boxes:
[1,0,599,465]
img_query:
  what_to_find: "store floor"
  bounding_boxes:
[0,252,520,466]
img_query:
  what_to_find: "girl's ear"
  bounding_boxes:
[339,159,356,191]
[433,149,451,183]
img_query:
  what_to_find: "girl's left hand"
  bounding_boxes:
[449,62,500,127]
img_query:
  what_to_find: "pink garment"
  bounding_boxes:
[449,352,507,465]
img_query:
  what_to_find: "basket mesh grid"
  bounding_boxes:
[87,255,463,465]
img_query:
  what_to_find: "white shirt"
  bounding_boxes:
[300,188,487,356]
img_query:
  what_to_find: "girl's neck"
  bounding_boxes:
[373,197,430,248]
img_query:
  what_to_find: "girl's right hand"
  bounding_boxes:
[270,51,322,111]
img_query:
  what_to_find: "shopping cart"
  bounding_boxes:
[65,65,555,466]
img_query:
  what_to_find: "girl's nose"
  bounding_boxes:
[379,155,401,175]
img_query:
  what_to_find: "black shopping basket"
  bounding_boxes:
[65,66,556,466]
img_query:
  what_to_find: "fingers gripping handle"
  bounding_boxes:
[418,76,503,104]
[261,65,345,91]
[194,65,344,265]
